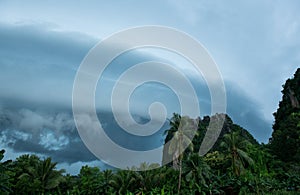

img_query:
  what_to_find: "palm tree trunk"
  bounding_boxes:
[178,134,183,195]
[232,152,236,176]
[232,150,239,176]
[178,156,182,195]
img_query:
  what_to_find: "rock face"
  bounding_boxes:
[288,87,299,108]
[270,68,300,162]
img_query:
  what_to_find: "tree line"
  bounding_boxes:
[0,68,299,194]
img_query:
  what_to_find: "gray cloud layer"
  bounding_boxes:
[0,107,96,163]
[0,22,273,169]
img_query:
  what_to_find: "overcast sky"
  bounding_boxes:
[0,0,299,174]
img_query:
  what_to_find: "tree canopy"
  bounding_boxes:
[270,68,300,162]
[0,69,299,194]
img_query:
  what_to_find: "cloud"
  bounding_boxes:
[0,22,97,108]
[0,107,96,163]
[0,20,279,174]
[224,82,272,142]
[166,0,299,124]
[57,160,112,175]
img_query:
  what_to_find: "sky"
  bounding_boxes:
[0,0,299,174]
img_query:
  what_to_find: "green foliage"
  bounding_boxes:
[271,68,300,162]
[204,151,228,172]
[163,114,198,194]
[0,150,13,194]
[0,137,299,194]
[182,153,222,194]
[220,131,254,176]
[0,70,299,194]
[77,165,103,194]
[12,155,65,194]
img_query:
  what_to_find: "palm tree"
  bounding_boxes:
[78,165,102,194]
[13,154,41,194]
[101,169,114,194]
[220,131,254,176]
[39,158,65,192]
[0,150,12,193]
[132,162,162,193]
[184,153,212,190]
[110,170,136,194]
[164,114,198,194]
[20,157,65,194]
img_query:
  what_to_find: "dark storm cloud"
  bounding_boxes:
[0,22,97,108]
[0,22,274,169]
[0,107,97,163]
[224,82,272,142]
[0,22,96,64]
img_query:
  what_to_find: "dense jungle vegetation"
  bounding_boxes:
[0,68,299,194]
